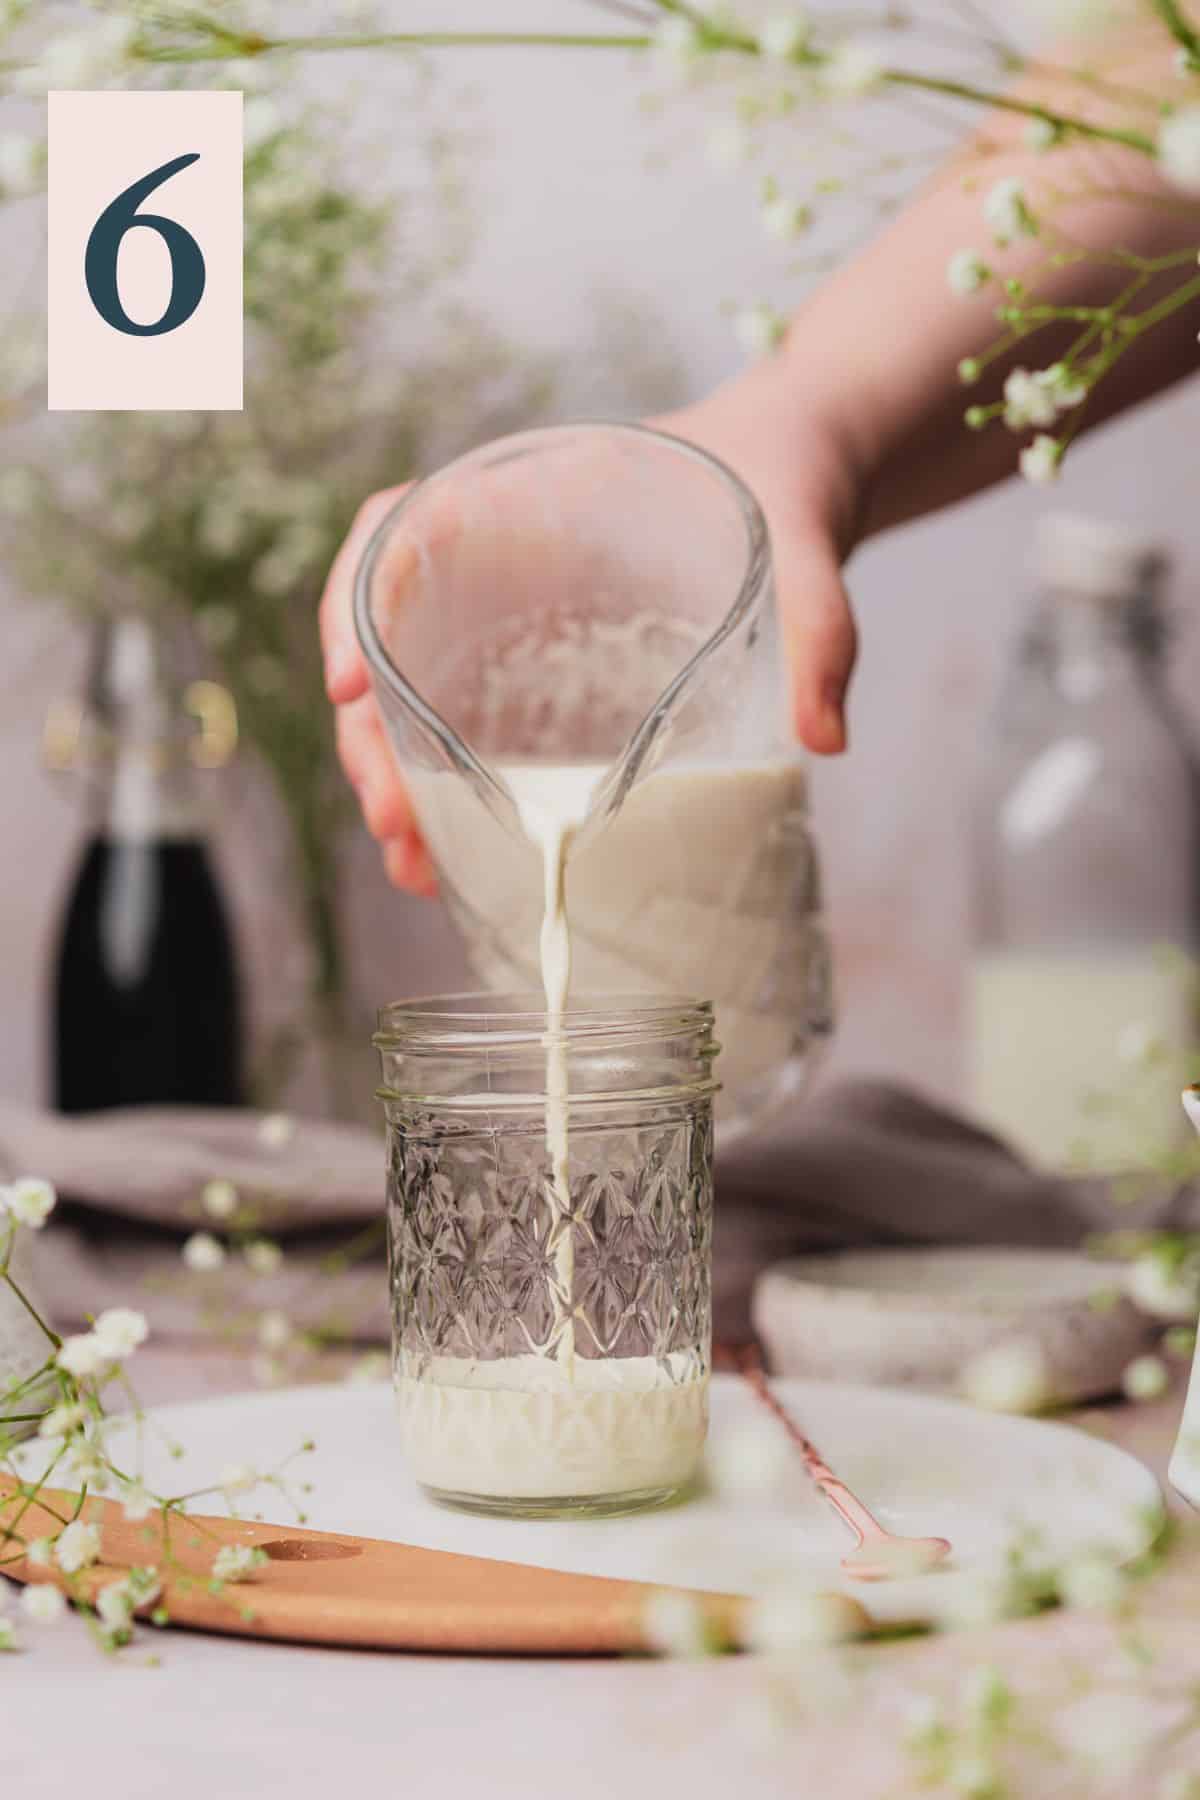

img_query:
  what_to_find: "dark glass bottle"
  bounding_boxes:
[50,615,243,1112]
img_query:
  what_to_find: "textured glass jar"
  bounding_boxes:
[374,995,718,1518]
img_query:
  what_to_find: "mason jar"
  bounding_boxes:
[373,994,718,1518]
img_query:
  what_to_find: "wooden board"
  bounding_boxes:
[0,1474,752,1655]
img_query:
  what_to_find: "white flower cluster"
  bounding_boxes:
[13,16,132,93]
[0,133,42,198]
[1003,364,1086,431]
[760,11,808,63]
[961,1339,1050,1412]
[0,1177,55,1229]
[1159,106,1200,193]
[946,249,991,297]
[212,1543,269,1584]
[983,177,1037,245]
[734,303,787,356]
[56,1307,149,1381]
[820,39,884,98]
[1019,435,1061,486]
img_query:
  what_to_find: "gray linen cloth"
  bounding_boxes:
[0,1083,1179,1345]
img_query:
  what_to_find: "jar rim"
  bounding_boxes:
[374,991,715,1051]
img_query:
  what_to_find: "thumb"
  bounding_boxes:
[774,528,858,755]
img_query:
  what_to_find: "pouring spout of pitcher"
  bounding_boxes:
[1167,1085,1200,1507]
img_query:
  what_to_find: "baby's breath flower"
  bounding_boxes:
[220,1463,259,1500]
[202,1179,238,1221]
[26,1538,52,1568]
[56,1333,113,1381]
[1057,1552,1127,1613]
[1024,116,1060,151]
[707,1416,794,1501]
[1123,1353,1169,1401]
[962,1340,1049,1412]
[1129,1249,1200,1321]
[258,1113,294,1150]
[1019,434,1061,485]
[0,1617,16,1651]
[760,11,808,62]
[984,176,1036,244]
[38,1403,87,1440]
[1158,107,1200,194]
[744,1587,867,1651]
[93,1308,148,1359]
[95,1580,134,1636]
[1003,367,1059,430]
[902,1695,948,1751]
[1165,1324,1198,1360]
[706,120,751,169]
[761,195,810,241]
[641,1588,709,1657]
[961,1664,1013,1729]
[243,1239,283,1277]
[15,16,133,93]
[821,39,884,98]
[257,1310,292,1352]
[0,1177,56,1229]
[947,249,990,296]
[734,303,786,357]
[212,1543,268,1583]
[121,1483,156,1524]
[20,1583,65,1626]
[0,134,40,196]
[654,14,702,71]
[182,1231,226,1273]
[947,1751,1001,1798]
[54,1519,101,1574]
[958,358,982,386]
[66,1442,109,1488]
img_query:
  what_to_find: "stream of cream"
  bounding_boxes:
[502,764,605,1378]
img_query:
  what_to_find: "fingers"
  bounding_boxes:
[335,696,437,896]
[775,532,859,756]
[383,836,440,898]
[319,485,409,704]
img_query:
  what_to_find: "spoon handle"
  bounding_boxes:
[735,1350,888,1548]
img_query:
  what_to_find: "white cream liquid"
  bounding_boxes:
[970,947,1196,1170]
[396,1351,707,1500]
[504,764,603,1378]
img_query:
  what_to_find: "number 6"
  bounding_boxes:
[85,153,206,338]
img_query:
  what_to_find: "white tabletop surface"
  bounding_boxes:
[4,1342,1195,1800]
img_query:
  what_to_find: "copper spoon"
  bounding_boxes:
[734,1348,953,1582]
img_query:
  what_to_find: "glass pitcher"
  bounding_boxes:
[353,422,831,1135]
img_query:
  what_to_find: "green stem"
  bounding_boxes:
[126,19,1163,157]
[133,30,655,63]
[2,1271,62,1350]
[880,69,1157,154]
[1152,0,1200,62]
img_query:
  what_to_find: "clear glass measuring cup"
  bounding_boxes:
[353,422,832,1135]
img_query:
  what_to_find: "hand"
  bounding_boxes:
[319,376,865,892]
[319,485,440,896]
